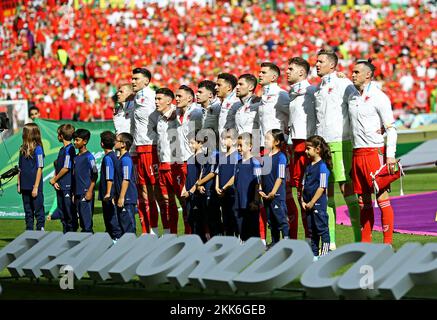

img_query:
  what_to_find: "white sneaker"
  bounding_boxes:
[329,243,337,251]
[313,256,319,262]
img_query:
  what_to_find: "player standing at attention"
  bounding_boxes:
[175,85,203,234]
[131,67,162,236]
[115,83,142,231]
[258,62,290,142]
[156,88,183,234]
[197,80,221,142]
[234,74,260,136]
[286,57,317,240]
[216,73,239,140]
[301,135,332,261]
[114,83,135,135]
[350,60,398,244]
[314,49,362,249]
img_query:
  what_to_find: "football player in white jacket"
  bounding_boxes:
[314,50,362,248]
[216,73,240,146]
[131,67,163,236]
[286,57,317,240]
[350,60,397,245]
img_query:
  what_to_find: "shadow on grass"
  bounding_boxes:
[0,277,305,300]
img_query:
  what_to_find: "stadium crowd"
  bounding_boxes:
[0,0,436,122]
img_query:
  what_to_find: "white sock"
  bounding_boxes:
[261,239,266,246]
[151,227,159,235]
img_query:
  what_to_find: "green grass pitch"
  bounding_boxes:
[1,168,436,299]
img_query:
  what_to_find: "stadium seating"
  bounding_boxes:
[0,0,435,121]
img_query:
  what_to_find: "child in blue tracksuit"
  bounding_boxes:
[73,128,98,233]
[194,129,221,239]
[99,131,122,240]
[18,123,45,231]
[215,128,240,236]
[259,129,290,245]
[114,132,138,235]
[50,124,77,233]
[301,135,332,260]
[182,132,204,241]
[234,133,262,241]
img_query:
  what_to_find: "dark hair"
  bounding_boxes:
[306,135,332,169]
[178,85,195,100]
[317,49,338,67]
[238,74,258,91]
[132,67,152,80]
[156,87,175,100]
[288,57,310,76]
[58,123,75,141]
[268,129,285,146]
[217,73,238,90]
[100,130,116,149]
[261,62,280,77]
[28,106,40,117]
[198,80,217,96]
[118,132,133,151]
[238,132,253,145]
[356,58,376,77]
[221,127,238,140]
[73,128,91,142]
[195,128,214,144]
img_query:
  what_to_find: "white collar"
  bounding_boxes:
[262,82,280,95]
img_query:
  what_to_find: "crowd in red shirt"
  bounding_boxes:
[0,0,436,121]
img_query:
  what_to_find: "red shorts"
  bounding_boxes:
[159,162,187,197]
[291,139,308,188]
[136,145,159,185]
[351,147,386,195]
